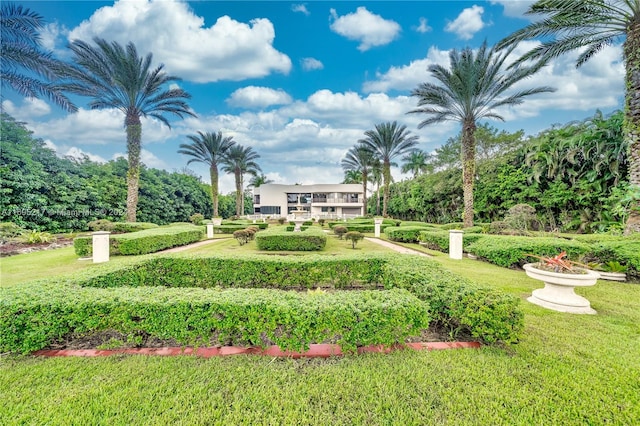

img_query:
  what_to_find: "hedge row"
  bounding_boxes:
[213,224,249,234]
[382,257,524,344]
[73,225,204,256]
[223,221,268,230]
[418,231,486,252]
[88,220,159,233]
[78,255,386,290]
[586,240,640,280]
[0,254,524,353]
[255,227,327,251]
[0,283,429,354]
[385,226,433,243]
[466,236,590,268]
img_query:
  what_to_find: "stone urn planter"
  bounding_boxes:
[524,263,600,314]
[212,217,222,226]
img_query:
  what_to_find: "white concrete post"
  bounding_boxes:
[92,231,110,263]
[374,218,383,238]
[449,230,463,260]
[206,223,214,239]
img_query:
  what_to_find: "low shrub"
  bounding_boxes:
[0,283,429,354]
[333,226,348,239]
[256,227,327,251]
[189,213,204,225]
[87,219,115,232]
[278,218,286,225]
[21,230,56,244]
[385,226,432,243]
[0,222,24,241]
[585,240,640,281]
[440,222,464,230]
[285,225,309,232]
[289,221,313,227]
[418,231,486,252]
[212,224,247,234]
[344,231,364,248]
[223,221,268,230]
[112,222,159,233]
[73,225,204,256]
[466,235,590,268]
[233,230,250,245]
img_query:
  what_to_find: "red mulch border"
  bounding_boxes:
[33,342,480,358]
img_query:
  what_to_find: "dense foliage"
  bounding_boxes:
[1,113,214,231]
[385,111,630,233]
[255,227,327,251]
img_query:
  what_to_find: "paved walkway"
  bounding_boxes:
[365,237,431,257]
[159,238,230,254]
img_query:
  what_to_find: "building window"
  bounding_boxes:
[260,206,281,215]
[348,193,359,203]
[254,195,260,204]
[254,207,260,213]
[321,207,336,213]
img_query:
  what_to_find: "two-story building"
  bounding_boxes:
[252,184,365,219]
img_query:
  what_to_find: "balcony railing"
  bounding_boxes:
[312,197,361,204]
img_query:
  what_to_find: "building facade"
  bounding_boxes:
[252,184,365,218]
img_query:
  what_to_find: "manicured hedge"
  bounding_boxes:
[382,257,524,344]
[0,283,429,354]
[385,226,433,243]
[112,222,159,233]
[285,225,310,232]
[73,225,204,256]
[223,221,268,230]
[0,254,524,353]
[418,231,486,252]
[213,224,248,234]
[466,235,590,268]
[586,240,640,280]
[256,227,327,251]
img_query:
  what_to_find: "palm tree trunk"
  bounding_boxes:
[235,169,242,216]
[383,160,391,217]
[362,170,368,216]
[376,181,381,216]
[461,118,476,228]
[624,23,640,234]
[240,175,245,215]
[125,113,142,222]
[210,165,219,218]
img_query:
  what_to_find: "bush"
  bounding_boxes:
[189,213,204,226]
[318,219,325,226]
[344,231,364,248]
[466,235,590,268]
[87,219,115,232]
[233,230,250,245]
[73,225,204,256]
[112,222,159,233]
[212,224,247,234]
[440,222,464,230]
[418,231,486,252]
[333,226,348,239]
[585,240,640,281]
[21,230,56,244]
[278,218,286,225]
[0,222,24,241]
[256,227,327,251]
[385,226,432,243]
[504,204,539,232]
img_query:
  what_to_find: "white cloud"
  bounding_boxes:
[67,0,291,83]
[414,17,432,33]
[363,46,450,93]
[329,7,401,51]
[227,86,293,109]
[113,149,167,169]
[445,5,486,40]
[301,57,324,71]
[2,98,51,117]
[491,1,535,19]
[64,147,107,163]
[291,4,310,16]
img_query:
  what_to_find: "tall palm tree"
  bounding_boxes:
[358,121,419,217]
[369,160,383,216]
[408,41,555,227]
[178,131,235,218]
[401,150,433,178]
[341,145,377,215]
[56,37,195,222]
[496,0,640,234]
[248,174,273,188]
[222,145,262,216]
[1,3,75,111]
[342,169,362,184]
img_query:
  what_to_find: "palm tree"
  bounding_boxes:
[401,150,433,178]
[358,121,418,217]
[178,131,235,218]
[496,0,640,234]
[248,174,273,188]
[341,145,377,215]
[1,3,75,111]
[222,145,262,216]
[369,161,383,216]
[408,41,555,227]
[56,37,195,222]
[342,169,362,184]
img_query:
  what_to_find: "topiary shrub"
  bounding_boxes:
[256,227,327,251]
[318,218,325,227]
[189,213,205,226]
[87,219,115,232]
[112,222,159,233]
[278,217,286,225]
[233,229,250,245]
[385,226,432,243]
[333,226,348,239]
[344,231,364,248]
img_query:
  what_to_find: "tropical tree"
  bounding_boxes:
[496,0,640,234]
[401,150,433,178]
[56,38,195,222]
[248,174,273,188]
[408,41,554,227]
[0,3,75,111]
[222,145,262,216]
[342,169,362,184]
[342,145,377,215]
[359,121,419,217]
[178,131,235,218]
[369,160,384,216]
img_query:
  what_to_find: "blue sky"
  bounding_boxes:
[3,0,625,193]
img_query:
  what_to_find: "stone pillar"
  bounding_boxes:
[449,230,463,260]
[92,231,110,263]
[374,218,383,238]
[206,223,214,239]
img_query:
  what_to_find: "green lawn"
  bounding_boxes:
[1,236,639,424]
